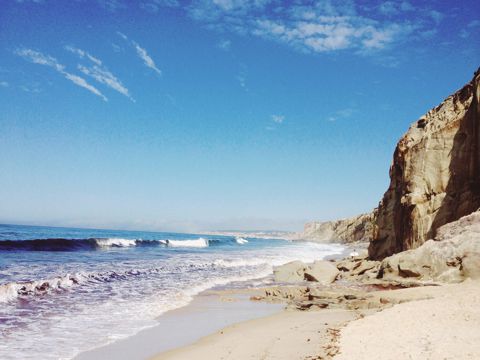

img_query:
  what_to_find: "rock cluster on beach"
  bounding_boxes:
[259,210,480,313]
[273,260,339,285]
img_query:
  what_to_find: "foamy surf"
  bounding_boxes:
[235,237,249,244]
[95,238,138,247]
[159,238,209,248]
[0,224,345,360]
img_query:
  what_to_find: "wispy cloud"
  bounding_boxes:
[117,31,128,40]
[429,10,444,25]
[63,73,108,101]
[140,0,179,13]
[97,0,125,12]
[0,81,9,88]
[133,41,162,75]
[468,19,480,28]
[66,45,134,101]
[271,114,284,124]
[328,108,354,122]
[118,32,162,75]
[137,0,442,57]
[65,45,102,66]
[217,39,231,51]
[461,19,480,38]
[16,48,107,101]
[236,64,248,90]
[378,1,414,16]
[237,74,246,89]
[78,64,134,101]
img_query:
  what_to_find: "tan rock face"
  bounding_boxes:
[369,69,480,259]
[273,260,339,284]
[302,212,376,243]
[378,210,480,283]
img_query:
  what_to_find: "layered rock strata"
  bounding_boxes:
[369,69,480,259]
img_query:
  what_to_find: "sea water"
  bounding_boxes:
[0,223,344,359]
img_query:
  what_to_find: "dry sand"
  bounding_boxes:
[153,309,358,360]
[153,281,480,360]
[336,280,480,360]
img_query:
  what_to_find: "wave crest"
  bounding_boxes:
[159,238,209,248]
[235,237,249,244]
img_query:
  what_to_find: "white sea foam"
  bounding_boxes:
[0,275,79,303]
[160,238,209,248]
[95,238,137,247]
[0,237,345,360]
[235,237,249,244]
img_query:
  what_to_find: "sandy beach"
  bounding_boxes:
[152,280,480,360]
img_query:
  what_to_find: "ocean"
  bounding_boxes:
[0,223,344,360]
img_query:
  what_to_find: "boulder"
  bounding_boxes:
[273,260,340,284]
[303,261,339,284]
[273,261,307,282]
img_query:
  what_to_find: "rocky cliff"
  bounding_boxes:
[369,68,480,260]
[302,212,376,243]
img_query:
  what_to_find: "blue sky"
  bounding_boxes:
[0,0,479,232]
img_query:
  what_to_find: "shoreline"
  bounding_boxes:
[152,281,480,360]
[75,289,284,360]
[75,241,354,360]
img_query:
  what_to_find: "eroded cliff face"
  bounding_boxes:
[369,69,480,260]
[302,212,376,243]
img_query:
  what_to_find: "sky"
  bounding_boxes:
[0,0,479,232]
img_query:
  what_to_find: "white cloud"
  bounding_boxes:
[16,48,107,101]
[218,39,232,51]
[97,0,125,12]
[16,48,64,71]
[461,19,480,38]
[271,114,284,123]
[236,64,248,90]
[140,0,179,13]
[133,41,162,75]
[141,0,440,57]
[63,73,108,101]
[66,45,133,101]
[112,43,123,53]
[378,1,414,16]
[78,64,134,101]
[118,32,162,75]
[468,19,480,28]
[20,83,42,93]
[65,45,102,66]
[0,81,9,87]
[117,31,128,40]
[400,2,414,12]
[328,108,354,122]
[237,74,246,89]
[429,10,444,25]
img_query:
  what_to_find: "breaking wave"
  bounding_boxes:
[235,237,249,244]
[0,237,219,251]
[158,238,209,248]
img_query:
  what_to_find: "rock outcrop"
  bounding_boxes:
[302,212,376,243]
[273,260,339,285]
[369,68,480,259]
[377,209,480,283]
[334,210,480,285]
